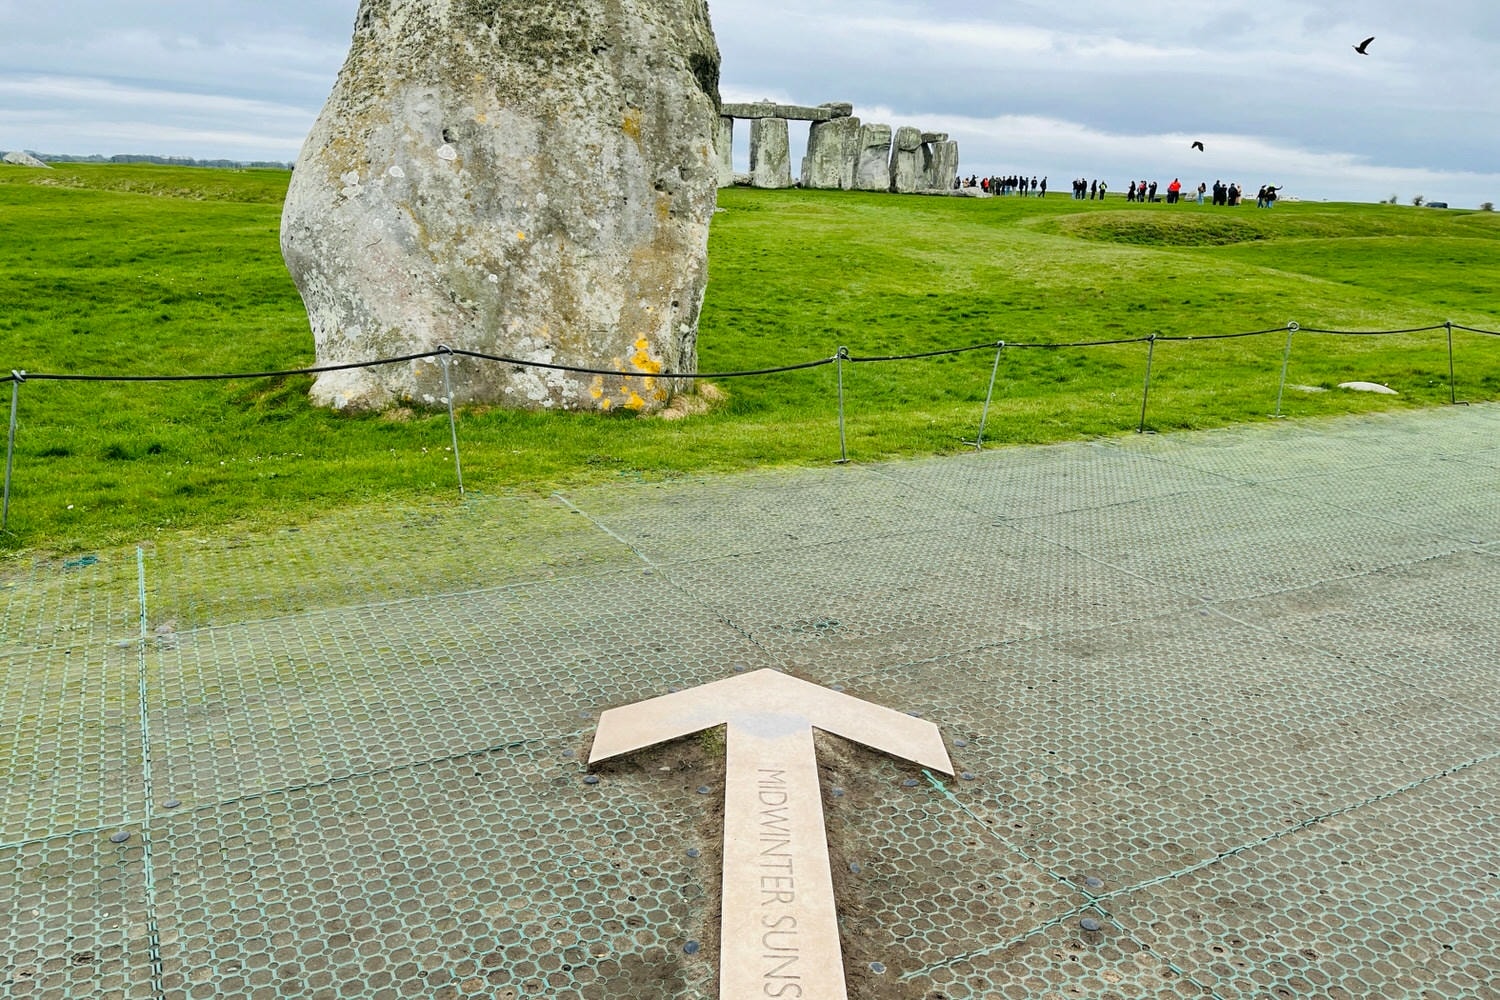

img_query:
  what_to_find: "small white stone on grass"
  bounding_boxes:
[1338,381,1399,395]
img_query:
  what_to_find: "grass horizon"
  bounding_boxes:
[1,163,1498,555]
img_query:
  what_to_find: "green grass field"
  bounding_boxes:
[1,163,1498,553]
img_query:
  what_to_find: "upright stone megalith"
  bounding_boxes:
[929,140,960,191]
[801,116,861,190]
[854,124,893,192]
[281,0,722,413]
[715,116,735,188]
[748,118,793,189]
[889,126,923,194]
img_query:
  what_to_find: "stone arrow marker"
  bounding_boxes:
[589,669,954,1000]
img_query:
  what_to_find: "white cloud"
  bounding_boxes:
[0,76,312,124]
[0,0,1494,205]
[904,112,1500,206]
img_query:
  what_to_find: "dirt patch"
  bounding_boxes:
[658,382,727,421]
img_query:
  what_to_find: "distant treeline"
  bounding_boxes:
[6,151,293,170]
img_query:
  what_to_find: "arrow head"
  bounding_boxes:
[589,670,953,775]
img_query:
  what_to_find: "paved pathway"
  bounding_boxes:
[2,405,1497,999]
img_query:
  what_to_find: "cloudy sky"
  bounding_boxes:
[2,0,1497,206]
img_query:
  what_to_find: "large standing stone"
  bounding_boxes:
[715,116,735,188]
[280,0,722,413]
[927,140,960,190]
[748,117,793,189]
[2,151,51,168]
[889,126,923,194]
[853,124,892,192]
[800,115,861,190]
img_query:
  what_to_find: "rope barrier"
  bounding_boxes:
[6,320,1488,384]
[442,347,839,380]
[15,351,446,383]
[1006,335,1154,349]
[1296,323,1449,337]
[1155,325,1290,343]
[848,340,1002,363]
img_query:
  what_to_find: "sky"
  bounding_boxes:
[1,0,1497,207]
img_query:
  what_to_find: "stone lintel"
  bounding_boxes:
[721,101,853,121]
[921,132,949,143]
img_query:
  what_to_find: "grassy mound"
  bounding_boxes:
[1037,210,1278,246]
[1037,202,1500,247]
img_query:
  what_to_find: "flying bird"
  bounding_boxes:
[1191,141,1205,151]
[1353,36,1375,54]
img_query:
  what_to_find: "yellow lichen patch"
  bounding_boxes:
[622,108,643,143]
[599,398,613,411]
[630,340,664,375]
[516,231,527,241]
[589,376,606,401]
[624,390,647,411]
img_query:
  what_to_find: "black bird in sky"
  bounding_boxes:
[1354,36,1375,54]
[1191,141,1205,151]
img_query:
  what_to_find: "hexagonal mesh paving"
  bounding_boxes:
[2,404,1498,999]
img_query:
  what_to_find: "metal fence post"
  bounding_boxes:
[3,371,22,532]
[1273,321,1299,418]
[1137,335,1157,434]
[1445,321,1467,405]
[835,347,850,464]
[967,341,1006,450]
[438,348,465,494]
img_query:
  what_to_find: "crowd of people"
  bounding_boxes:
[953,171,1286,207]
[1071,178,1108,200]
[958,174,1049,196]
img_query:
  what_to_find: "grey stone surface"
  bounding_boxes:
[800,115,861,190]
[927,139,960,190]
[889,125,924,194]
[280,0,722,413]
[2,151,50,168]
[748,117,793,189]
[715,116,734,189]
[853,123,893,192]
[920,132,948,143]
[721,101,844,121]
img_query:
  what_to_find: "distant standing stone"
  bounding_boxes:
[715,116,735,188]
[889,126,923,194]
[854,124,893,192]
[749,118,793,189]
[801,116,862,190]
[281,0,722,413]
[2,151,51,168]
[926,141,960,191]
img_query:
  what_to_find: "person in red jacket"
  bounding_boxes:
[1167,178,1182,204]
